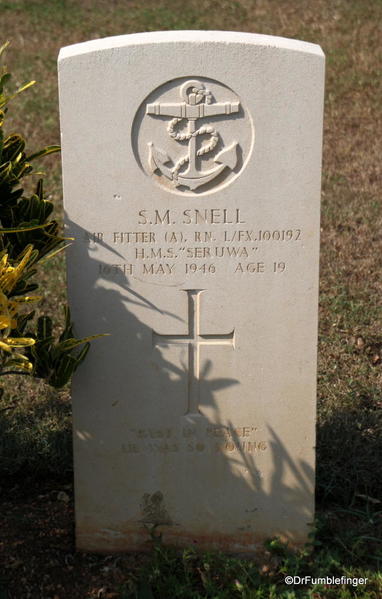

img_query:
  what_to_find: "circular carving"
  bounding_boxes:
[132,76,254,196]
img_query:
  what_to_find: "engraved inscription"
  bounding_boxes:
[152,290,234,415]
[83,212,304,278]
[138,208,245,225]
[124,425,269,455]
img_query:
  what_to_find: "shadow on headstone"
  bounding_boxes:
[64,216,314,552]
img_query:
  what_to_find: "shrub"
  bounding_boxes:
[0,41,101,388]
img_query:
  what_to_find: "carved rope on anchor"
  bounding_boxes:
[146,79,240,190]
[166,83,219,179]
[168,119,219,178]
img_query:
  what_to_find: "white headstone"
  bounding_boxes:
[58,31,325,553]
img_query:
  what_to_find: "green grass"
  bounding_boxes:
[0,380,72,481]
[118,529,382,597]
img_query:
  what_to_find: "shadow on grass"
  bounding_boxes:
[0,382,73,485]
[316,399,382,507]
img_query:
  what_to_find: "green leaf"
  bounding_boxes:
[59,306,74,341]
[9,283,39,298]
[73,342,90,367]
[3,133,25,161]
[38,242,71,264]
[37,316,53,341]
[0,40,10,59]
[0,80,36,109]
[55,333,109,354]
[0,72,11,94]
[0,222,53,234]
[50,354,77,388]
[12,310,35,335]
[29,343,53,378]
[26,145,60,161]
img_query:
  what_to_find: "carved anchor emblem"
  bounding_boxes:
[146,79,240,190]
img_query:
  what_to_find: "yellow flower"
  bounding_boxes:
[0,245,35,294]
[0,290,41,332]
[0,247,40,373]
[8,359,33,372]
[0,291,17,330]
[0,336,35,372]
[0,337,36,347]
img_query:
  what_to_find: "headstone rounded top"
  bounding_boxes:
[58,31,324,62]
[58,28,325,552]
